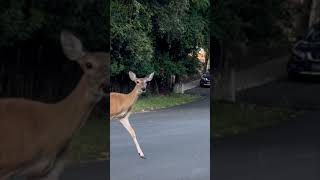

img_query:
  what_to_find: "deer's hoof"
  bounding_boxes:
[140,156,146,159]
[139,154,146,159]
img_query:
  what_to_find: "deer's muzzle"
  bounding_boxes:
[100,80,108,94]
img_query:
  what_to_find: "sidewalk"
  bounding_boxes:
[214,55,289,102]
[173,79,201,93]
[235,55,288,91]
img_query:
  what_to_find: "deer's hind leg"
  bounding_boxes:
[119,115,146,159]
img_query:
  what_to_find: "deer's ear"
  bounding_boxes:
[60,31,86,61]
[129,71,137,81]
[146,72,154,81]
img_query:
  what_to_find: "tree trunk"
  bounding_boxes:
[296,0,313,35]
[38,44,43,63]
[153,78,160,95]
[23,0,33,18]
[17,48,21,65]
[309,0,320,27]
[212,40,237,102]
[204,47,210,73]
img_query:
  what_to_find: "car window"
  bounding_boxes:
[306,28,320,42]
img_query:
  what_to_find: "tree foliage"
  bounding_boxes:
[111,0,209,86]
[212,0,292,43]
[111,0,154,76]
[0,0,109,50]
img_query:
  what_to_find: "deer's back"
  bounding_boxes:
[0,98,54,168]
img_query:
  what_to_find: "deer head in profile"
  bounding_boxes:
[61,31,109,101]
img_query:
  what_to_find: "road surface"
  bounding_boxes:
[110,98,210,180]
[213,79,320,180]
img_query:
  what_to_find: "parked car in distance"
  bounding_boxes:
[287,23,320,79]
[200,71,211,87]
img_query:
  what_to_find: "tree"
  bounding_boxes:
[111,0,154,77]
[110,0,209,93]
[309,0,320,27]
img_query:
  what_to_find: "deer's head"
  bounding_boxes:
[129,71,154,94]
[60,31,108,100]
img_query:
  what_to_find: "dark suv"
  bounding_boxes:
[287,23,320,78]
[200,71,211,87]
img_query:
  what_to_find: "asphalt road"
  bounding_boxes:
[214,79,320,180]
[110,97,210,180]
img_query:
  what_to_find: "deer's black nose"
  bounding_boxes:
[141,87,146,92]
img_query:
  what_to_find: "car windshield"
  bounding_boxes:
[203,72,210,78]
[305,26,320,42]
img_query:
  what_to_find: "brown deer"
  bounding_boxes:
[110,71,154,159]
[0,31,108,180]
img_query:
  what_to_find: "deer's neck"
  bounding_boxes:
[52,75,95,137]
[127,85,140,108]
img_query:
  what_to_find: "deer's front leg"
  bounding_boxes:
[119,117,146,159]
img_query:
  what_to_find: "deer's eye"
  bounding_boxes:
[136,81,140,84]
[85,62,93,69]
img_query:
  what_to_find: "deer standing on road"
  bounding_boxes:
[0,31,108,180]
[110,71,154,159]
